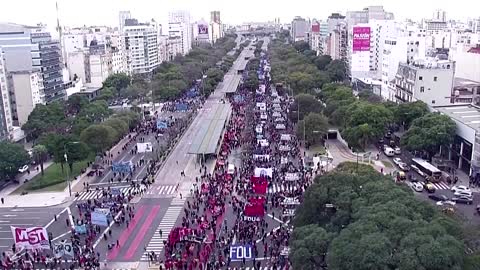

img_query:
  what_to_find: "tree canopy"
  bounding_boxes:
[296,113,328,145]
[291,162,468,270]
[401,112,457,158]
[0,142,30,180]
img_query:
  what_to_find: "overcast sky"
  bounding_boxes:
[0,0,477,31]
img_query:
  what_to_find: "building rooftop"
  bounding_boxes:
[454,77,480,89]
[435,104,480,131]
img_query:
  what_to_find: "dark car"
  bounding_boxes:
[451,196,473,205]
[428,194,448,201]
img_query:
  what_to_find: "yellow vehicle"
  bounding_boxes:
[396,171,406,182]
[424,182,436,193]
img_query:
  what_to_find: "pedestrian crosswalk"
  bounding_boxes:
[73,186,143,201]
[414,181,451,190]
[268,184,300,194]
[145,185,177,196]
[141,197,186,261]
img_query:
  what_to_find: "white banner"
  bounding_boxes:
[253,154,270,160]
[275,124,286,130]
[11,226,50,250]
[254,167,273,177]
[255,125,263,134]
[279,145,291,151]
[257,139,269,147]
[137,142,153,153]
[285,172,300,181]
[281,157,288,164]
[272,112,281,118]
[280,134,291,141]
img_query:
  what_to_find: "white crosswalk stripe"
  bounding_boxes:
[268,184,299,194]
[430,182,450,190]
[141,198,186,261]
[146,185,177,196]
[73,186,143,201]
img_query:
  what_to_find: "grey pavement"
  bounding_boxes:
[0,206,64,250]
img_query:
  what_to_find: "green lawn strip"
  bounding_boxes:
[12,159,90,194]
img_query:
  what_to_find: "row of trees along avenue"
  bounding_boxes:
[291,162,480,270]
[101,34,237,101]
[267,34,480,269]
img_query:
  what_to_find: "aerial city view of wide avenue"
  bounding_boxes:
[0,0,480,269]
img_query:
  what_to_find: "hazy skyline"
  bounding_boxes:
[1,0,478,31]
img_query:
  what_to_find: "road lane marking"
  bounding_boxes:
[45,207,69,229]
[103,205,146,258]
[52,231,72,241]
[124,205,160,259]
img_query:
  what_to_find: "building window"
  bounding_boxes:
[419,76,423,80]
[434,76,437,81]
[420,87,425,92]
[432,100,435,104]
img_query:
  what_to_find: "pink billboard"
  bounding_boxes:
[353,27,371,52]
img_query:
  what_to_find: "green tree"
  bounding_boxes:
[78,100,111,123]
[401,113,456,158]
[103,118,129,141]
[65,142,90,173]
[22,102,67,140]
[290,94,323,122]
[314,55,332,71]
[288,71,316,95]
[0,142,30,180]
[326,59,347,82]
[103,73,131,96]
[80,124,117,153]
[394,101,429,128]
[95,87,114,102]
[290,224,333,269]
[345,102,394,140]
[244,73,259,91]
[32,144,48,176]
[342,123,376,150]
[293,41,310,53]
[66,95,89,115]
[296,113,328,144]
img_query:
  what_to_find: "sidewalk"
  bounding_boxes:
[0,133,137,208]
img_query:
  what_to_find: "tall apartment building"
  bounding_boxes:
[119,11,132,33]
[308,20,323,55]
[291,17,310,42]
[169,11,192,55]
[326,23,348,61]
[0,50,13,141]
[123,19,160,74]
[0,23,65,103]
[394,58,455,106]
[210,11,223,43]
[8,71,45,126]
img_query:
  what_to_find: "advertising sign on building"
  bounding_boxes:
[198,24,209,35]
[10,226,50,250]
[352,27,371,52]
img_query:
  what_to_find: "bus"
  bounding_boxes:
[411,158,443,182]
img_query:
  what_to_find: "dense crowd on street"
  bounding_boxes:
[155,52,307,270]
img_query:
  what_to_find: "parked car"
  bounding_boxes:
[18,165,29,173]
[393,158,403,166]
[451,196,473,205]
[411,182,424,192]
[394,147,401,155]
[451,185,471,194]
[428,194,448,201]
[453,190,473,198]
[398,162,410,171]
[436,200,456,206]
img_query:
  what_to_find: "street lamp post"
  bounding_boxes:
[64,142,80,197]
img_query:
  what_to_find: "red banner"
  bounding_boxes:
[251,176,267,194]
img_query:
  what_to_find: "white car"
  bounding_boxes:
[18,165,29,173]
[393,158,403,166]
[436,200,456,206]
[454,190,473,198]
[451,185,471,194]
[394,147,401,155]
[411,182,424,192]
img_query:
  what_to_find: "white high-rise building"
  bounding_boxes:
[0,50,13,141]
[119,11,131,33]
[210,11,223,43]
[123,20,160,74]
[169,11,192,55]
